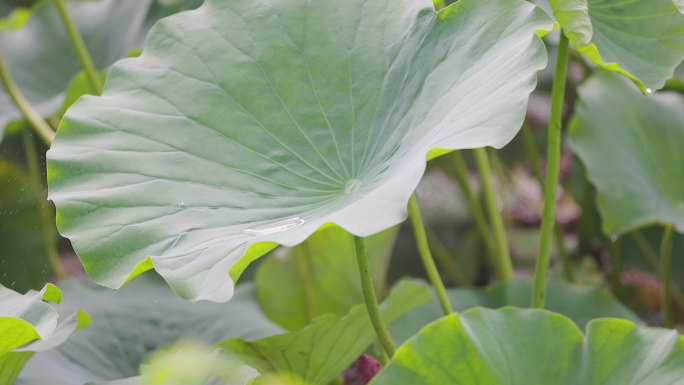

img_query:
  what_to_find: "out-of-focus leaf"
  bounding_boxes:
[17,274,281,385]
[569,73,684,236]
[0,283,90,385]
[0,161,53,292]
[0,0,152,139]
[221,281,431,385]
[550,0,684,92]
[391,278,639,343]
[256,226,397,331]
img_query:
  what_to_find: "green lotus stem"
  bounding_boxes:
[54,0,102,95]
[473,147,513,281]
[353,235,396,357]
[631,231,684,310]
[442,153,499,270]
[293,244,316,321]
[0,53,55,144]
[22,129,66,280]
[663,78,684,94]
[408,194,454,315]
[608,238,622,294]
[531,31,570,308]
[425,226,469,285]
[660,225,675,328]
[521,124,573,281]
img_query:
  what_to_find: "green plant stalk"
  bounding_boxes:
[442,153,499,270]
[22,129,66,279]
[608,238,622,294]
[293,244,316,321]
[660,225,675,328]
[54,0,102,94]
[531,31,570,308]
[631,231,684,310]
[425,226,469,285]
[473,147,513,281]
[521,124,573,281]
[408,194,454,315]
[353,235,396,357]
[0,53,55,144]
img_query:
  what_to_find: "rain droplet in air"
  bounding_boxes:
[243,217,306,236]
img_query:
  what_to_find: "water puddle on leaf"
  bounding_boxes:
[243,217,306,236]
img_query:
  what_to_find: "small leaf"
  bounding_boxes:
[17,274,281,385]
[371,308,684,385]
[220,281,431,385]
[256,226,398,330]
[0,283,88,385]
[48,0,553,302]
[569,73,684,235]
[550,0,684,92]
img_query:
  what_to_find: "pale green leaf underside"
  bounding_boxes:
[49,0,553,302]
[221,280,431,385]
[569,73,684,235]
[550,0,684,92]
[0,0,152,139]
[17,275,281,385]
[390,278,639,343]
[371,307,684,385]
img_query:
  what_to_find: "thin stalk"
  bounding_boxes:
[22,129,66,279]
[54,0,102,94]
[425,226,469,285]
[521,124,573,281]
[608,238,622,294]
[473,147,513,281]
[408,194,454,315]
[0,53,55,144]
[442,153,498,268]
[293,244,316,321]
[531,31,570,308]
[631,231,684,310]
[353,235,396,357]
[660,225,675,328]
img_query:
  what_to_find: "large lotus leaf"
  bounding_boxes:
[390,278,639,343]
[0,0,152,139]
[549,0,684,92]
[569,73,684,235]
[17,274,281,385]
[0,283,90,385]
[48,0,554,302]
[371,307,684,385]
[0,161,54,292]
[220,280,431,385]
[256,225,397,330]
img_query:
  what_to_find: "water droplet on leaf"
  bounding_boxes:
[243,217,305,236]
